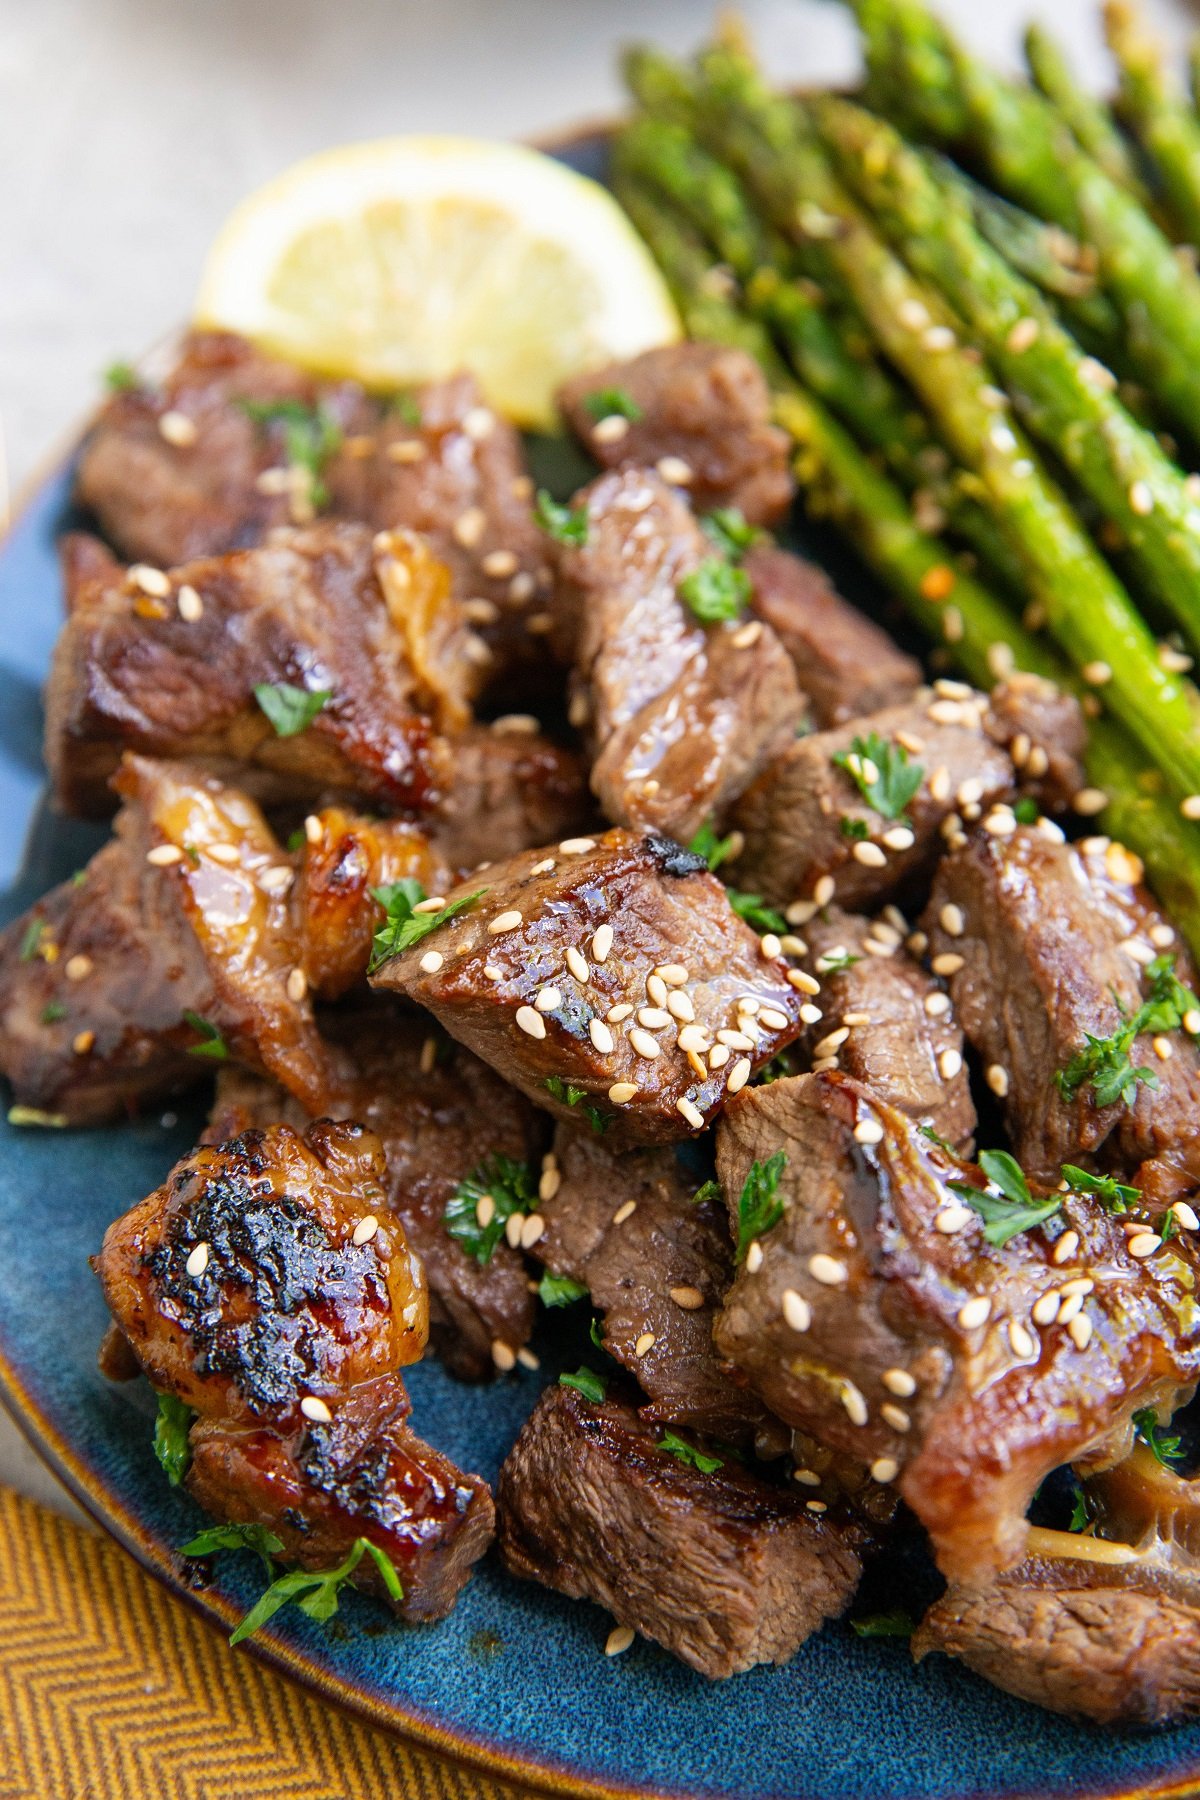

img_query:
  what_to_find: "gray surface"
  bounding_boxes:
[0,0,1191,1519]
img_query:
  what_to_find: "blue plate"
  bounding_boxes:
[3,129,1200,1800]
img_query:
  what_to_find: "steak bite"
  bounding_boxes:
[45,520,480,818]
[794,908,975,1152]
[371,829,803,1146]
[713,1071,1200,1587]
[742,545,922,727]
[557,341,794,526]
[534,1125,776,1446]
[497,1382,868,1678]
[980,671,1088,816]
[922,826,1200,1181]
[553,470,803,843]
[427,723,593,874]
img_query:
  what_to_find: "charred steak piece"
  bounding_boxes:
[713,1071,1200,1587]
[187,1383,494,1625]
[730,678,1084,912]
[534,1125,776,1447]
[76,333,548,680]
[93,1119,427,1430]
[742,545,921,727]
[372,829,803,1146]
[497,1382,867,1678]
[553,470,802,843]
[0,756,338,1124]
[557,342,794,526]
[794,909,975,1152]
[46,520,481,817]
[922,825,1200,1181]
[203,1002,542,1382]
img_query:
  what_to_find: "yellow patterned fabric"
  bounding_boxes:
[0,1484,541,1800]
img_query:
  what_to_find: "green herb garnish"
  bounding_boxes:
[678,558,750,624]
[919,1124,957,1157]
[538,1272,588,1309]
[1060,1166,1141,1212]
[41,1002,66,1024]
[153,1392,195,1488]
[589,1315,605,1352]
[582,386,643,422]
[253,681,332,738]
[368,880,484,973]
[104,361,140,392]
[225,1536,402,1647]
[180,1521,283,1579]
[735,1151,787,1262]
[239,398,342,508]
[534,489,589,546]
[1133,1407,1185,1468]
[391,390,423,427]
[1056,955,1199,1109]
[693,1177,723,1207]
[816,948,862,976]
[559,1365,608,1403]
[701,507,762,561]
[1068,1484,1094,1534]
[851,1609,914,1639]
[658,1430,723,1473]
[948,1149,1061,1248]
[688,817,738,872]
[18,919,43,962]
[444,1153,537,1264]
[544,1075,609,1135]
[840,817,870,841]
[1014,797,1040,825]
[182,1011,229,1061]
[727,891,788,935]
[833,732,924,821]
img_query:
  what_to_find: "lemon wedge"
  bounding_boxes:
[195,134,680,428]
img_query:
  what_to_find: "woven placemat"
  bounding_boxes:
[0,1483,541,1800]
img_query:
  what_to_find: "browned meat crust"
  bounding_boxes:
[497,1383,867,1678]
[557,342,794,526]
[372,828,803,1145]
[426,724,594,875]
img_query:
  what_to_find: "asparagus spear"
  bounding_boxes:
[1104,0,1200,248]
[1023,20,1151,204]
[814,94,1200,647]
[849,0,1200,440]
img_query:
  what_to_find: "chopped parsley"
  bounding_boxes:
[153,1392,194,1488]
[832,732,924,821]
[104,360,140,392]
[238,398,342,508]
[701,507,762,561]
[390,390,423,427]
[368,880,485,973]
[688,817,739,872]
[582,386,643,422]
[693,1177,724,1207]
[658,1430,723,1474]
[815,948,862,976]
[734,1151,787,1262]
[1014,796,1040,825]
[444,1153,537,1264]
[851,1609,914,1639]
[1133,1407,1185,1468]
[727,891,788,935]
[1060,1165,1141,1213]
[254,681,332,738]
[948,1149,1061,1248]
[222,1535,402,1647]
[1055,955,1198,1110]
[534,489,589,546]
[18,918,44,962]
[559,1365,608,1403]
[1068,1484,1095,1534]
[754,1052,793,1085]
[180,1521,283,1579]
[678,558,750,624]
[182,1011,229,1061]
[919,1124,958,1157]
[538,1271,588,1308]
[40,1001,66,1025]
[544,1074,609,1135]
[589,1315,605,1352]
[840,817,870,841]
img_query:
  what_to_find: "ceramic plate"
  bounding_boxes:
[3,129,1200,1800]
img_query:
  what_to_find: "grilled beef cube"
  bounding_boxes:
[291,810,450,1001]
[922,826,1200,1181]
[372,829,803,1146]
[743,546,921,727]
[46,520,480,817]
[554,470,802,843]
[713,1071,1200,1587]
[795,908,975,1152]
[980,671,1087,815]
[428,723,593,874]
[497,1383,867,1678]
[204,1003,541,1381]
[186,1378,494,1624]
[77,333,547,680]
[534,1125,777,1447]
[0,757,337,1123]
[731,682,1021,912]
[94,1119,427,1430]
[557,342,794,526]
[60,530,122,611]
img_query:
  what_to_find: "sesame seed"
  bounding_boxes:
[605,1624,635,1657]
[731,619,763,648]
[656,455,693,485]
[1128,1231,1162,1258]
[184,1241,209,1277]
[353,1215,379,1246]
[589,1018,614,1054]
[1032,1292,1060,1325]
[129,563,171,597]
[517,1347,541,1371]
[158,408,197,447]
[1119,936,1155,966]
[1172,1201,1200,1231]
[671,1285,704,1309]
[1154,1035,1174,1060]
[1007,316,1039,353]
[1073,787,1109,816]
[475,1194,496,1231]
[259,866,293,895]
[794,1467,822,1487]
[492,1340,517,1372]
[780,1288,812,1333]
[1129,480,1154,517]
[746,1241,764,1273]
[531,857,556,876]
[809,1253,847,1286]
[387,439,426,463]
[813,1027,850,1057]
[880,1403,911,1433]
[520,1214,546,1249]
[637,1007,671,1030]
[482,548,519,579]
[841,1381,868,1426]
[1082,660,1113,686]
[465,597,500,626]
[644,974,668,1009]
[813,875,836,907]
[806,1499,828,1514]
[727,1057,752,1095]
[608,1082,638,1105]
[667,991,695,1022]
[65,954,93,982]
[935,1205,974,1235]
[146,843,183,866]
[560,837,596,855]
[984,1063,1010,1099]
[489,909,523,934]
[924,992,951,1018]
[484,964,504,982]
[1053,1230,1080,1265]
[1008,1319,1036,1358]
[536,986,562,1013]
[206,842,240,865]
[871,1457,900,1484]
[1182,795,1200,822]
[883,1368,916,1398]
[789,969,821,996]
[591,923,614,964]
[256,466,292,493]
[853,1118,885,1145]
[462,405,495,441]
[629,1028,661,1060]
[515,1006,546,1040]
[1149,921,1176,948]
[1059,1277,1094,1297]
[539,1164,562,1202]
[924,324,956,352]
[1186,1010,1200,1035]
[882,825,915,852]
[303,814,323,846]
[177,584,204,622]
[566,946,590,983]
[852,840,887,868]
[957,1296,991,1330]
[939,904,965,937]
[1067,1312,1094,1351]
[938,1048,963,1080]
[932,952,964,976]
[613,1199,637,1225]
[287,965,308,1001]
[300,1396,332,1423]
[453,506,487,548]
[592,413,630,445]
